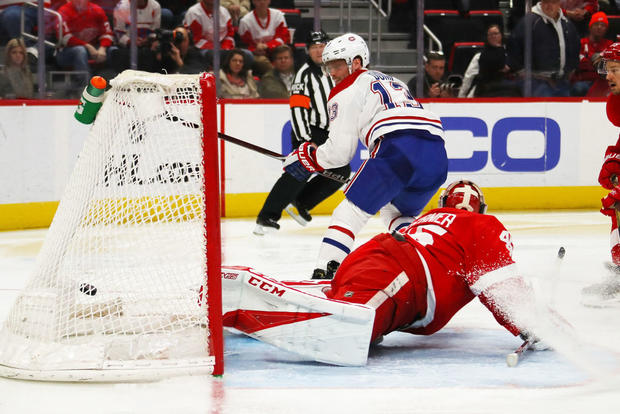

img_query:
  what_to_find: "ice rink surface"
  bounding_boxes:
[1,210,620,414]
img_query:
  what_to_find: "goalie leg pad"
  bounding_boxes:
[220,266,375,366]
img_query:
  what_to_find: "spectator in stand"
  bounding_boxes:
[571,11,613,96]
[183,0,237,69]
[222,0,250,27]
[219,48,259,99]
[56,0,115,85]
[109,0,161,73]
[407,51,454,98]
[508,0,580,97]
[0,38,34,99]
[238,0,290,77]
[561,0,599,35]
[258,44,295,98]
[152,26,207,74]
[157,0,194,28]
[0,0,51,45]
[463,24,521,98]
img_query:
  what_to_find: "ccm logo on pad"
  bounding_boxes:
[248,276,286,297]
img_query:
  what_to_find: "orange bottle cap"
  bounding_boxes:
[90,76,107,90]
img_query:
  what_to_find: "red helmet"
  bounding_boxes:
[598,42,620,75]
[601,42,620,62]
[438,180,487,214]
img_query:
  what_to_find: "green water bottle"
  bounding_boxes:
[74,76,107,124]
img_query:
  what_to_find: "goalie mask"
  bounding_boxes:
[438,180,487,214]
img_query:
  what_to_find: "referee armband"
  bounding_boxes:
[290,94,311,109]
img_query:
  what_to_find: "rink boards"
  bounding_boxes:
[0,98,616,229]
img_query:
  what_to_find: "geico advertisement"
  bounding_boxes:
[223,100,616,192]
[0,101,617,204]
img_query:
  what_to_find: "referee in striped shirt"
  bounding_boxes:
[254,30,351,235]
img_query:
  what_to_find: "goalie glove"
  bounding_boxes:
[283,142,323,182]
[601,187,620,217]
[598,145,620,190]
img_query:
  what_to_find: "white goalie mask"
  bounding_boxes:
[322,33,370,73]
[438,180,487,214]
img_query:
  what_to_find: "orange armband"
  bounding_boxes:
[289,94,311,109]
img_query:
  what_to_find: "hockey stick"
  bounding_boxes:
[217,132,350,185]
[160,111,350,184]
[506,339,533,367]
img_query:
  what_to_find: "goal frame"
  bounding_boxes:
[0,71,224,381]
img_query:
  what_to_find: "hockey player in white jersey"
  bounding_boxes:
[283,33,448,279]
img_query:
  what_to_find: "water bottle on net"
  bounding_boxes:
[74,76,107,125]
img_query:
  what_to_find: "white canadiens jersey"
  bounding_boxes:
[113,0,161,46]
[316,69,444,169]
[238,9,287,44]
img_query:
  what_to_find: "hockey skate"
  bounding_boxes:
[253,217,280,236]
[581,262,620,308]
[284,202,312,226]
[312,260,340,280]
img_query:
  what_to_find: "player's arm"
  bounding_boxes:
[465,221,533,336]
[314,89,362,169]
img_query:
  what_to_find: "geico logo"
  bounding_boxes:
[247,276,286,297]
[281,116,561,173]
[440,116,561,172]
[102,154,202,186]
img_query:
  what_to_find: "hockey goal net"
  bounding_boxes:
[0,70,223,381]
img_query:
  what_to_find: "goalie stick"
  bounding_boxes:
[217,132,350,185]
[506,339,533,367]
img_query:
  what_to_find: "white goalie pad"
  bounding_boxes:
[221,266,375,366]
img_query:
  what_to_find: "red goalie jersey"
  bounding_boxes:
[328,207,529,342]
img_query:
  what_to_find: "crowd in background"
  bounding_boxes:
[0,0,618,99]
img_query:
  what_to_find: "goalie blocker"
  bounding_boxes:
[222,180,557,366]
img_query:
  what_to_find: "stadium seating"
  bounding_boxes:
[607,15,620,41]
[448,41,484,76]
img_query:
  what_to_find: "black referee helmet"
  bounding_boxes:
[306,30,329,48]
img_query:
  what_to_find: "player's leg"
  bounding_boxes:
[313,134,446,278]
[312,140,413,278]
[220,266,375,365]
[582,214,620,306]
[327,235,426,341]
[255,172,307,234]
[289,164,351,224]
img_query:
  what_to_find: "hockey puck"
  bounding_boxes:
[79,283,97,296]
[558,246,566,259]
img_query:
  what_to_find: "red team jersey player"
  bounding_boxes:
[221,181,539,366]
[283,33,448,279]
[584,42,620,305]
[56,0,114,80]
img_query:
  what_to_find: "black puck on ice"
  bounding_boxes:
[79,283,97,296]
[558,247,566,259]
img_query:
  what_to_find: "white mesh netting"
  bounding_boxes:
[0,71,218,381]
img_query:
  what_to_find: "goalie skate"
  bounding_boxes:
[581,262,620,308]
[220,266,374,366]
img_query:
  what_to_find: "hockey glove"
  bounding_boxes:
[283,142,322,182]
[601,187,620,217]
[598,145,620,190]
